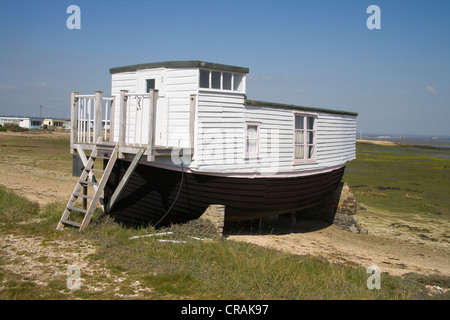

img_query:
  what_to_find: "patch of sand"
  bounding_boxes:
[225,214,450,277]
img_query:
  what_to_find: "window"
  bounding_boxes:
[233,73,243,91]
[245,123,260,158]
[222,72,232,90]
[211,71,221,89]
[199,69,245,92]
[199,70,210,88]
[146,79,155,92]
[294,114,316,161]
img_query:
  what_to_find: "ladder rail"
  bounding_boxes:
[57,141,121,231]
[79,144,118,231]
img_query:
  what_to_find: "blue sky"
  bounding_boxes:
[0,0,449,136]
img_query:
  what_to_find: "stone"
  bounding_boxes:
[198,204,225,237]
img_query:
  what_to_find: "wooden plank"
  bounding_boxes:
[74,192,93,200]
[67,206,88,214]
[61,220,82,228]
[119,90,128,158]
[189,94,196,150]
[70,92,78,154]
[94,91,103,143]
[147,89,158,161]
[106,148,144,213]
[110,97,115,143]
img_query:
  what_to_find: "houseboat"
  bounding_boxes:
[57,61,357,230]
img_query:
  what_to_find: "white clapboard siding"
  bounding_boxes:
[164,68,198,148]
[194,94,356,174]
[111,72,137,142]
[110,68,199,148]
[195,90,245,170]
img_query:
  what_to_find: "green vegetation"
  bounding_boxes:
[344,142,450,218]
[0,185,39,224]
[0,131,72,176]
[0,185,442,300]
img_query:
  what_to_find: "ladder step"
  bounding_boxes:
[87,168,105,173]
[73,193,94,200]
[79,180,98,186]
[67,206,88,214]
[96,142,116,147]
[91,155,110,160]
[61,219,82,228]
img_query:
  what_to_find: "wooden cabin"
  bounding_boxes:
[58,61,357,231]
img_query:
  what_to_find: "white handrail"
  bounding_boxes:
[71,90,164,161]
[72,93,114,145]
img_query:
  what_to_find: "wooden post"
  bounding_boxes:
[70,92,79,154]
[109,97,115,143]
[147,89,158,162]
[94,91,103,143]
[106,148,144,213]
[190,94,196,151]
[118,90,128,158]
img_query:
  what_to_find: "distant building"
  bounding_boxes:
[0,116,30,128]
[43,118,70,129]
[0,116,69,130]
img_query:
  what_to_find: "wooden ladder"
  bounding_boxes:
[56,142,119,231]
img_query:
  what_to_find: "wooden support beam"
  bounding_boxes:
[118,90,128,158]
[94,91,103,143]
[109,97,115,143]
[147,89,159,162]
[106,148,144,213]
[189,94,196,151]
[70,92,79,154]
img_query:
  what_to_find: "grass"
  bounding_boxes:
[0,185,39,224]
[0,186,442,300]
[0,131,72,175]
[344,141,450,218]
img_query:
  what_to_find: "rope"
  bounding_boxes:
[153,162,185,227]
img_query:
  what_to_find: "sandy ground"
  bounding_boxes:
[225,216,450,277]
[0,133,449,297]
[0,168,77,206]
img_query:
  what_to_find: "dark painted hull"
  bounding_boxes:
[104,160,345,226]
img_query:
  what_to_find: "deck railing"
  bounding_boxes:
[70,92,114,148]
[70,90,160,161]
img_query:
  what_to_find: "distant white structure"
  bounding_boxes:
[0,116,69,129]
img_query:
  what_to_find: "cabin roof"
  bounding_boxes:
[110,60,250,75]
[245,99,358,117]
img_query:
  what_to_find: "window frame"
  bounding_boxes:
[199,69,245,92]
[245,122,260,159]
[293,113,317,163]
